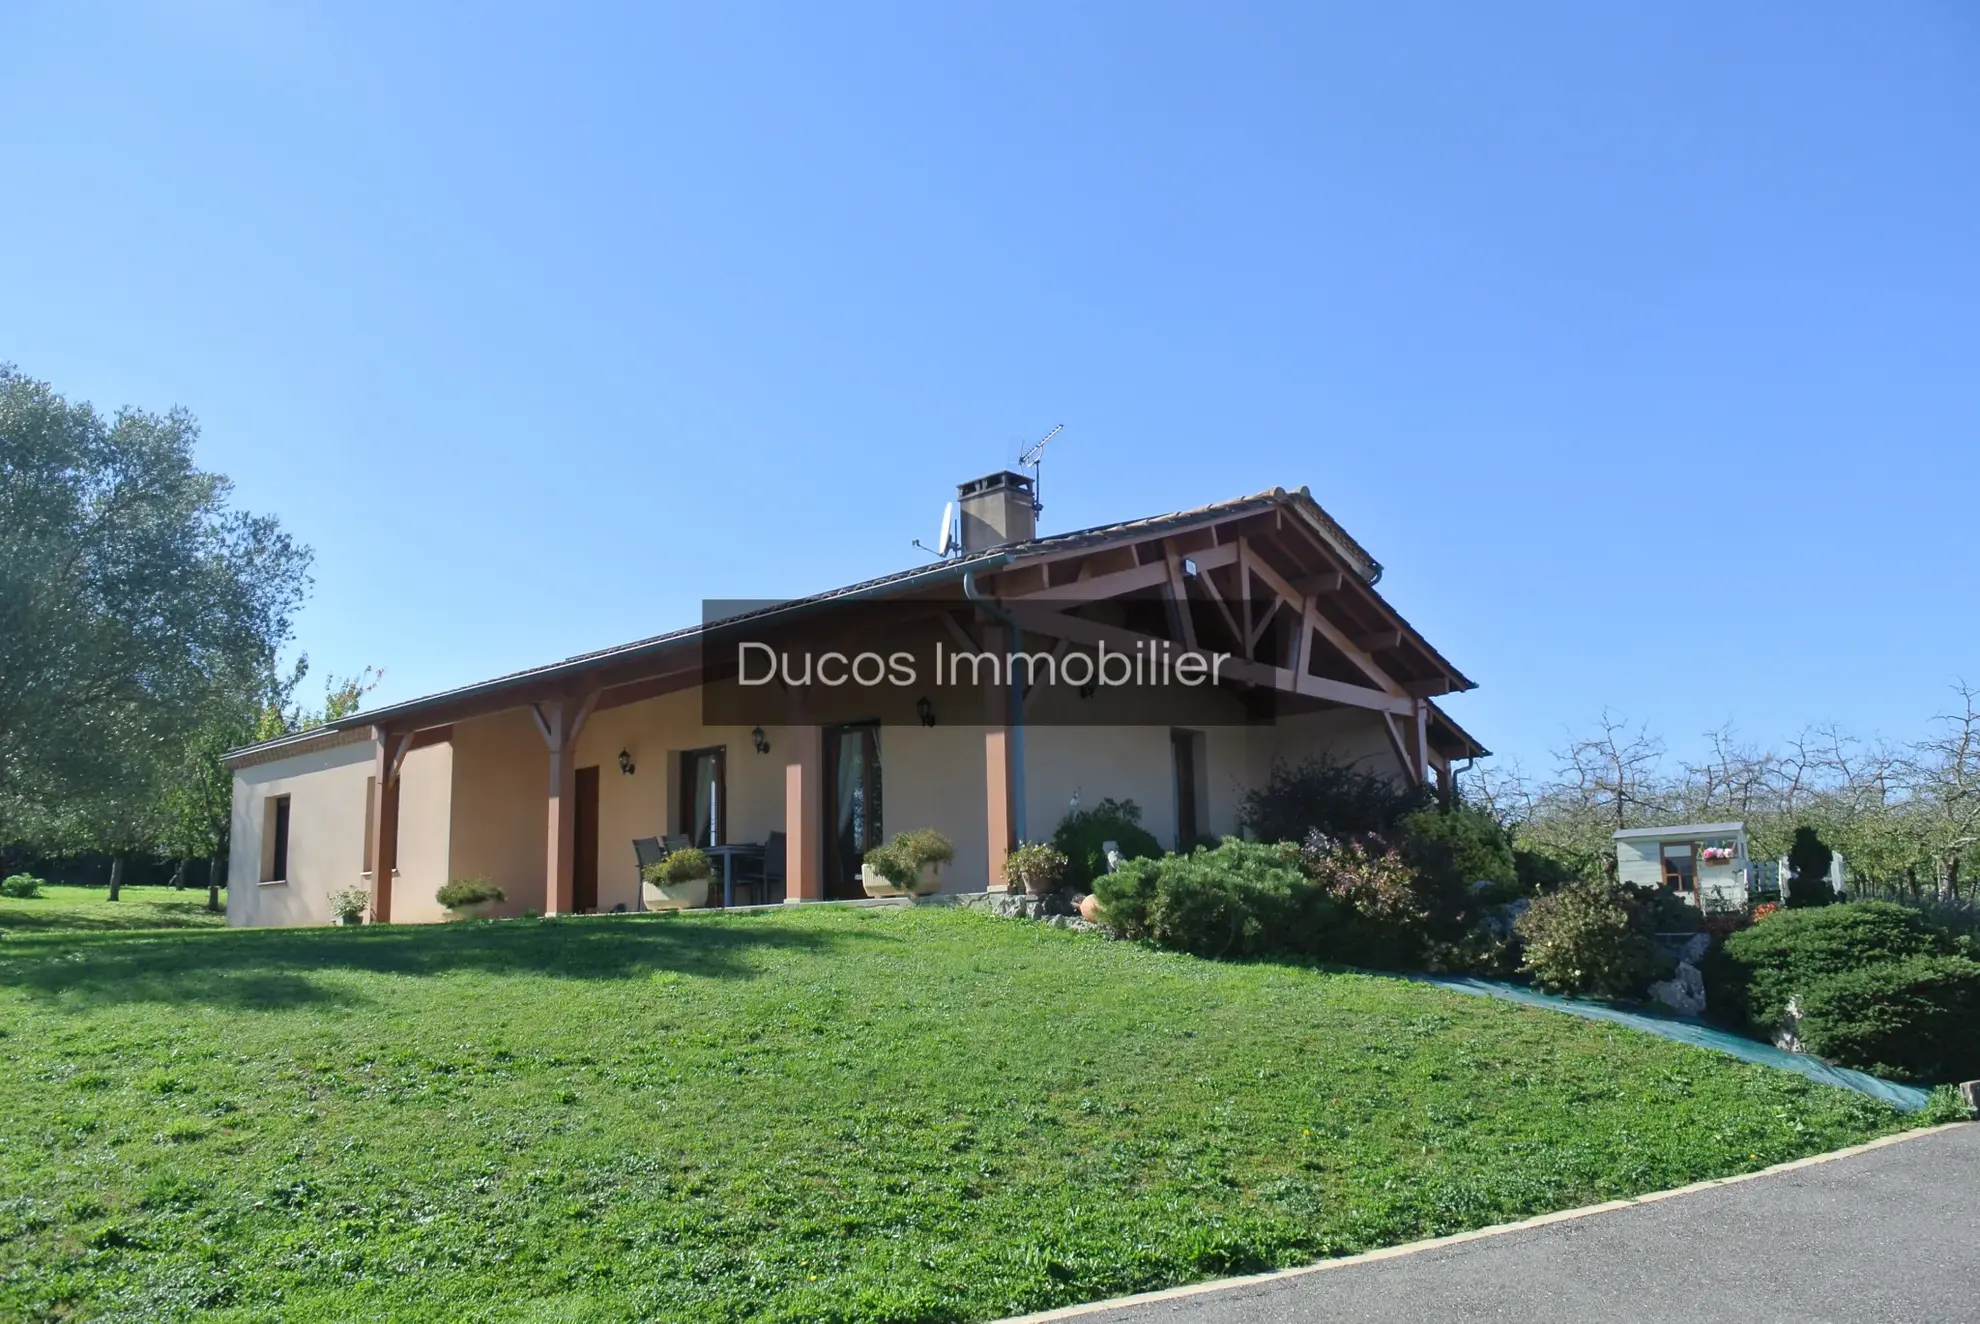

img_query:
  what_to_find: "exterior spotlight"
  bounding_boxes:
[617,748,635,776]
[751,726,769,754]
[915,696,936,727]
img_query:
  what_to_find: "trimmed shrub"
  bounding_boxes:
[1785,825,1837,909]
[1398,805,1518,898]
[436,878,506,909]
[1092,840,1339,960]
[1051,799,1162,892]
[1793,955,1980,1083]
[1238,755,1429,845]
[1,873,45,899]
[1515,880,1662,998]
[1702,900,1956,1034]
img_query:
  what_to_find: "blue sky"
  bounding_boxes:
[5,1,1976,775]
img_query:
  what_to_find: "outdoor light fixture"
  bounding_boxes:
[617,748,635,776]
[1182,556,1199,578]
[916,696,936,727]
[751,726,769,754]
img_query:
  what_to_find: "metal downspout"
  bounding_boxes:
[962,567,1027,845]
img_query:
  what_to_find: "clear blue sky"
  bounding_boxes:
[5,2,1975,774]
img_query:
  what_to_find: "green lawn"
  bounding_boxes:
[0,884,228,934]
[0,904,1921,1323]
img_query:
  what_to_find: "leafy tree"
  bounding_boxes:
[0,365,311,881]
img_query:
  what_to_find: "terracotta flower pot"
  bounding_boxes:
[1077,893,1103,923]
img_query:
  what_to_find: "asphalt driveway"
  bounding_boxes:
[1015,1123,1978,1324]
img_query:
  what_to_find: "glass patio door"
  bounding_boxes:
[823,722,882,899]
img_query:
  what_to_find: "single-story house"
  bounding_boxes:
[225,472,1487,927]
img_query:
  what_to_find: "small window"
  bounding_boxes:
[1660,841,1696,895]
[264,795,292,882]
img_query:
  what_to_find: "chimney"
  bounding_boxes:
[956,471,1037,551]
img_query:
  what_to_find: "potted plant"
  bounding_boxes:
[642,847,712,910]
[435,877,506,920]
[1004,842,1068,896]
[328,887,370,926]
[860,828,956,897]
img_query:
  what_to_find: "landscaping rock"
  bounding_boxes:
[1773,995,1807,1054]
[1650,961,1707,1017]
[1680,932,1711,965]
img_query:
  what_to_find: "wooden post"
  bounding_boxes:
[783,723,823,901]
[369,726,407,923]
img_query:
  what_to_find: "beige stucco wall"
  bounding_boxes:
[390,741,456,925]
[447,708,550,918]
[227,738,373,928]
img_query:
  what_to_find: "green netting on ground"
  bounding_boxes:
[1409,974,1932,1112]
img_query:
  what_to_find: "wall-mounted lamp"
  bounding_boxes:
[617,748,636,776]
[751,726,770,755]
[1181,556,1199,578]
[915,696,936,727]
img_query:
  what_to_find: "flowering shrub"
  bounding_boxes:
[1514,880,1662,998]
[1750,902,1781,923]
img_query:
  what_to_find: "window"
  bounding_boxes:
[264,795,292,882]
[1171,729,1204,849]
[678,747,727,848]
[1660,841,1696,895]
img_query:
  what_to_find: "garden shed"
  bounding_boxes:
[1614,822,1752,910]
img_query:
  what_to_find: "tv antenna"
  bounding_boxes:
[1018,423,1062,517]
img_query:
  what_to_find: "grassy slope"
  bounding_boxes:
[0,885,228,935]
[0,905,1916,1323]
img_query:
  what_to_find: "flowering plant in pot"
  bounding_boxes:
[1004,842,1068,896]
[641,848,712,910]
[435,877,506,920]
[328,887,370,926]
[861,829,955,897]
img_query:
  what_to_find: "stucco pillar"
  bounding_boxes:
[534,693,597,918]
[783,723,823,900]
[545,741,577,916]
[983,624,1017,891]
[984,727,1015,891]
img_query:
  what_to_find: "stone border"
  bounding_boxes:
[996,1122,1974,1322]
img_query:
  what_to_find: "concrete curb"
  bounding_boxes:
[997,1122,1973,1322]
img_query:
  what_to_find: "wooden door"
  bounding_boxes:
[574,765,599,913]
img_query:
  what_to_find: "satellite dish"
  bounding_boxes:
[937,501,957,556]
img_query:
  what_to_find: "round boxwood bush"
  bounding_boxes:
[1050,798,1162,892]
[1701,900,1955,1034]
[1793,954,1980,1083]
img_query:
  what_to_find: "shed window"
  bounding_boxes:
[1660,842,1695,895]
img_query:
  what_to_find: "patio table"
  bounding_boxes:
[702,843,766,908]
